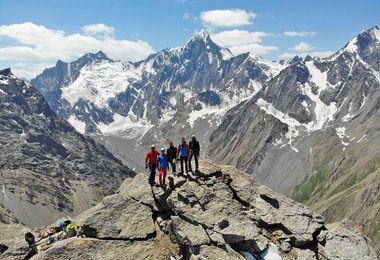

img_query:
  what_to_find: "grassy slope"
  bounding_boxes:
[290,121,380,254]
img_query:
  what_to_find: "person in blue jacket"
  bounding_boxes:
[157,148,169,187]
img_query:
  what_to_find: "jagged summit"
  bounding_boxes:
[85,50,110,60]
[184,30,219,49]
[78,50,112,64]
[333,25,380,57]
[191,30,210,41]
[0,68,12,77]
[1,161,377,259]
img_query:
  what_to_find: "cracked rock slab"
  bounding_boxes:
[171,216,210,246]
[191,245,245,260]
[117,173,156,209]
[75,194,155,240]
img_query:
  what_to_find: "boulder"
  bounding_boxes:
[323,219,377,259]
[117,173,156,209]
[191,245,245,259]
[75,194,155,239]
[0,224,32,260]
[35,236,178,260]
[171,216,210,246]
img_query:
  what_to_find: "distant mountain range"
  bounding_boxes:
[0,68,134,227]
[30,26,380,252]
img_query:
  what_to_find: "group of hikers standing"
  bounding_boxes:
[145,135,200,187]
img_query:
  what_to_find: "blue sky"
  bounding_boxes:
[0,0,379,78]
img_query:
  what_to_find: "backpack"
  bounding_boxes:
[66,223,77,238]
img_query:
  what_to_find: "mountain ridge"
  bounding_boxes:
[0,69,135,227]
[1,160,377,259]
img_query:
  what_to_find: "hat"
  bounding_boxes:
[150,144,155,149]
[191,134,196,138]
[160,148,165,152]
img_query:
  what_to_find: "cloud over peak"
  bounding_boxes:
[211,29,278,56]
[292,42,315,52]
[283,31,317,37]
[200,9,256,28]
[81,23,116,38]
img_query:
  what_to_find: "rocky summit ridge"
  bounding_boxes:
[1,161,377,259]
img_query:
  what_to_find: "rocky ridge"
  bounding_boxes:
[1,161,377,259]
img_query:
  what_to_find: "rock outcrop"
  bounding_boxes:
[1,161,377,259]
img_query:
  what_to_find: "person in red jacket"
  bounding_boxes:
[176,137,190,174]
[145,144,160,185]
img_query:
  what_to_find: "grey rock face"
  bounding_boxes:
[321,219,378,260]
[3,160,375,259]
[0,69,134,227]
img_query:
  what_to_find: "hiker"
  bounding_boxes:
[189,135,200,172]
[145,144,160,185]
[157,148,169,187]
[36,221,67,251]
[176,137,190,174]
[167,141,177,175]
[24,232,38,259]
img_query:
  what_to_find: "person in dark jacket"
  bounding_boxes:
[167,141,177,175]
[24,232,38,259]
[176,137,190,174]
[189,135,200,172]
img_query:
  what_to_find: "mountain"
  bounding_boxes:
[30,26,380,253]
[31,31,286,171]
[1,161,377,259]
[0,68,134,227]
[208,26,380,253]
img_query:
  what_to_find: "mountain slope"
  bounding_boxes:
[0,68,134,227]
[208,26,380,253]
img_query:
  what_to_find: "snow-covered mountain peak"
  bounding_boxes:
[192,30,210,41]
[332,26,380,58]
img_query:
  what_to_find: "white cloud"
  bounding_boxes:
[292,42,315,52]
[279,51,334,59]
[283,31,317,37]
[11,62,55,80]
[200,9,256,28]
[81,23,116,38]
[0,22,154,78]
[211,30,271,46]
[210,29,277,56]
[230,44,278,56]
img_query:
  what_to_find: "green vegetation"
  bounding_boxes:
[292,170,326,203]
